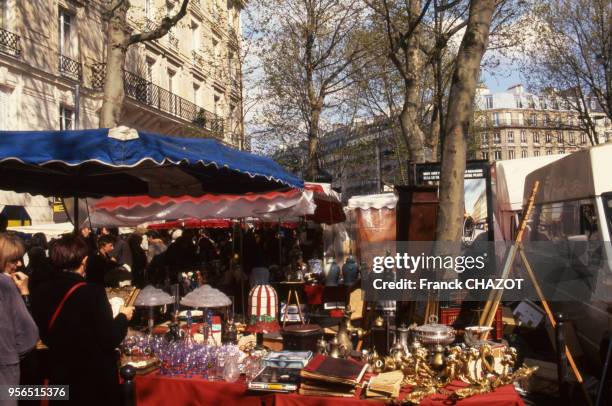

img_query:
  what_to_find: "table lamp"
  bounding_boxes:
[245,284,280,348]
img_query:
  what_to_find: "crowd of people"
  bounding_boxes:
[0,221,325,406]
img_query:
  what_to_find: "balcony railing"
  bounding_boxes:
[145,18,157,32]
[191,0,201,8]
[487,118,582,129]
[92,63,224,135]
[59,54,82,81]
[0,28,21,57]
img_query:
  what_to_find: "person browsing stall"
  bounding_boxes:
[0,233,39,406]
[30,235,133,406]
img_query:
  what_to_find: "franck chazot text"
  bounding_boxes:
[372,278,524,290]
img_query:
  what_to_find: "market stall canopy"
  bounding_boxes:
[346,193,398,211]
[79,183,344,227]
[305,183,346,224]
[0,127,302,198]
[82,188,316,227]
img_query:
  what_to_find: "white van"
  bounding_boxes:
[522,143,612,371]
[492,154,566,242]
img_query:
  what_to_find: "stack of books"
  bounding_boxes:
[298,355,368,398]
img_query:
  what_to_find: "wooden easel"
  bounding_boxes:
[479,181,592,406]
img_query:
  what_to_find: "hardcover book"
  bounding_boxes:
[300,355,368,386]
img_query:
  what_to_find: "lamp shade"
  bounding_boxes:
[245,284,280,334]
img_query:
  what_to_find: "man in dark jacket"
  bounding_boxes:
[31,235,133,406]
[86,235,116,286]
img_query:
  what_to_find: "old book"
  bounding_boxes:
[366,370,403,398]
[299,379,356,395]
[300,355,367,386]
[297,388,356,398]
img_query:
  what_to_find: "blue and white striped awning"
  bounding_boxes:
[0,127,302,198]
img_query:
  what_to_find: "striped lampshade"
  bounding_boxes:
[246,284,280,333]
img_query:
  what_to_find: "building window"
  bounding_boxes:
[529,114,536,125]
[493,132,501,144]
[146,59,154,83]
[580,133,587,144]
[546,148,553,155]
[552,99,559,110]
[58,10,73,56]
[508,149,515,159]
[515,96,523,108]
[481,133,488,145]
[492,112,499,126]
[507,131,514,143]
[145,0,154,18]
[521,149,528,158]
[191,21,200,52]
[568,132,575,144]
[533,132,540,143]
[193,83,200,105]
[517,113,524,125]
[520,130,527,143]
[482,151,489,160]
[0,88,9,129]
[485,95,493,109]
[494,150,502,160]
[557,132,563,144]
[540,96,547,109]
[559,149,565,154]
[527,96,535,108]
[59,106,74,130]
[545,133,552,143]
[0,0,7,29]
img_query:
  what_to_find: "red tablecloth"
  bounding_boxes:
[135,374,524,406]
[135,374,260,406]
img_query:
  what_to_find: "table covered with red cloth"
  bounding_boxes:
[135,373,524,406]
[135,373,260,406]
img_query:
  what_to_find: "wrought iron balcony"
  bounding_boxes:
[91,63,224,136]
[59,54,82,81]
[0,28,21,57]
[191,0,201,8]
[145,18,157,32]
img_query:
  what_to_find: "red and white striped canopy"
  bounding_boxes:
[80,183,345,227]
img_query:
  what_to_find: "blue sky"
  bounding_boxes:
[482,60,525,92]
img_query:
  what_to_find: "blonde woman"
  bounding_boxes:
[0,233,39,406]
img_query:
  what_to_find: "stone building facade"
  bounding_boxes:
[474,84,611,161]
[0,0,244,148]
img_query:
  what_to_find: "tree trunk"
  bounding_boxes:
[100,4,130,128]
[307,106,322,181]
[398,0,426,164]
[435,0,496,242]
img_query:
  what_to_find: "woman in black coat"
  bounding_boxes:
[31,235,134,406]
